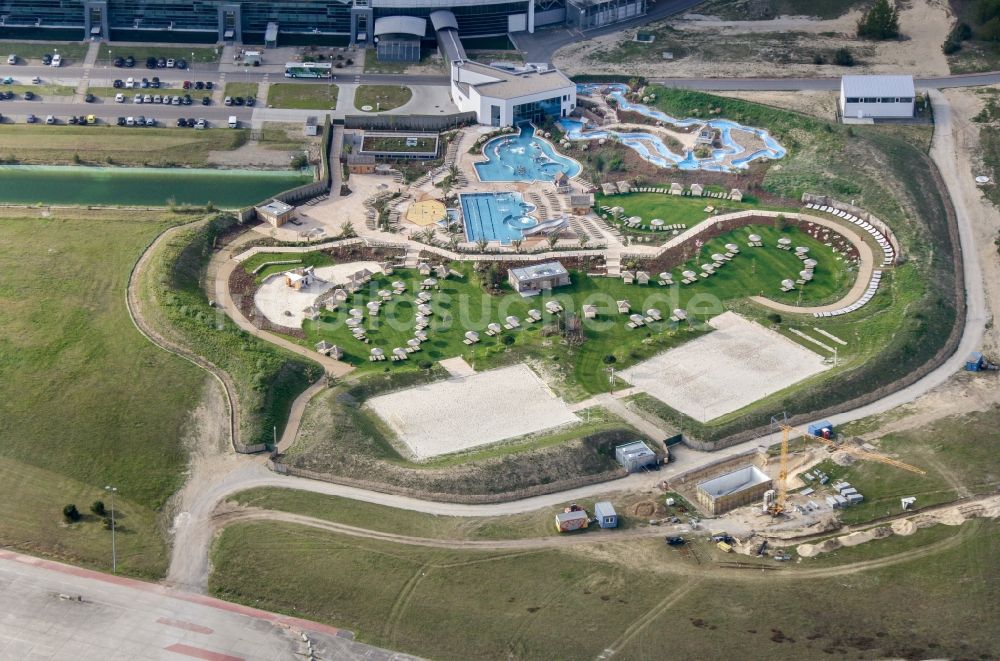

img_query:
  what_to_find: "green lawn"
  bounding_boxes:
[267,83,338,110]
[0,84,76,97]
[0,41,88,63]
[209,518,999,660]
[0,210,204,578]
[0,124,248,166]
[223,82,259,99]
[101,44,220,65]
[354,85,412,112]
[596,191,762,234]
[248,238,848,393]
[137,217,319,448]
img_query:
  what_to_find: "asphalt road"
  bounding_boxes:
[0,549,418,661]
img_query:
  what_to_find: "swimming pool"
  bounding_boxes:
[564,83,786,172]
[460,192,539,244]
[475,124,581,182]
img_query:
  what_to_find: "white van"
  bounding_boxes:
[50,53,61,67]
[228,115,238,128]
[126,116,135,126]
[115,93,124,103]
[125,77,135,89]
[6,54,16,65]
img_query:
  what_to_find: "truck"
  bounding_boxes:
[228,115,238,129]
[716,541,733,553]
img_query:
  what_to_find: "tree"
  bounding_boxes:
[767,312,783,325]
[90,501,106,517]
[546,233,559,250]
[857,0,900,40]
[417,359,433,371]
[475,238,488,253]
[510,238,523,253]
[63,504,81,522]
[501,333,515,347]
[338,220,356,239]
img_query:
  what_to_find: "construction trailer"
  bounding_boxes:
[555,509,589,533]
[807,420,835,439]
[614,440,659,473]
[696,465,773,515]
[594,501,618,529]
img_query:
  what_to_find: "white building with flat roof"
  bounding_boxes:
[451,60,576,127]
[840,75,915,120]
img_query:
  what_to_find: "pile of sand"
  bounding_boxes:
[891,519,917,536]
[831,451,855,467]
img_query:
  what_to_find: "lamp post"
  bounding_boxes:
[104,485,117,573]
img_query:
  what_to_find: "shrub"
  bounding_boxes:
[857,0,900,40]
[834,48,855,67]
[602,354,617,364]
[62,504,81,522]
[767,312,783,325]
[813,53,826,65]
[290,153,309,169]
[501,333,515,346]
[418,359,433,371]
[90,500,106,517]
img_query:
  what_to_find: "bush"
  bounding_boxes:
[857,0,900,40]
[501,333,516,346]
[813,53,826,65]
[290,153,309,169]
[834,48,855,67]
[602,354,617,364]
[943,22,972,54]
[90,500,106,517]
[767,312,783,325]
[62,504,80,522]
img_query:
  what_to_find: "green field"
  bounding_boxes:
[354,85,412,112]
[209,518,999,660]
[267,83,338,110]
[0,84,75,97]
[102,44,220,65]
[0,210,203,577]
[596,191,763,234]
[243,232,848,393]
[223,82,259,99]
[0,41,88,63]
[0,124,248,166]
[137,217,319,448]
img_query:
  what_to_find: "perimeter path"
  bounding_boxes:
[0,550,416,661]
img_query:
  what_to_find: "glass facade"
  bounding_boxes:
[0,0,524,38]
[513,95,562,124]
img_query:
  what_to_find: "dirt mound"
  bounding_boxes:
[798,537,841,557]
[938,509,966,526]
[831,451,855,466]
[632,501,656,518]
[892,519,917,536]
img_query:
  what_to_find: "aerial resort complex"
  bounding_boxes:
[0,1,997,658]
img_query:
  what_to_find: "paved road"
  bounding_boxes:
[0,549,418,660]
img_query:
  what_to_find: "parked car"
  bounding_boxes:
[204,81,213,90]
[115,93,125,103]
[45,114,55,124]
[84,93,95,103]
[146,57,158,69]
[113,79,123,88]
[116,116,125,126]
[182,80,191,89]
[140,78,149,88]
[125,116,135,126]
[136,115,145,126]
[166,58,175,68]
[41,54,51,65]
[151,77,160,88]
[124,55,135,68]
[51,54,61,67]
[176,58,187,70]
[77,115,87,125]
[152,94,161,104]
[86,114,96,124]
[182,94,192,105]
[1,76,13,84]
[186,117,196,128]
[6,54,15,65]
[133,94,143,104]
[23,91,34,100]
[143,94,152,104]
[145,117,156,126]
[171,96,180,105]
[113,57,124,67]
[246,96,256,107]
[69,116,79,124]
[195,118,206,130]
[665,536,685,546]
[159,57,169,68]
[233,96,244,106]
[176,117,187,127]
[25,114,36,123]
[223,96,232,106]
[201,96,210,106]
[125,77,135,89]
[194,81,204,90]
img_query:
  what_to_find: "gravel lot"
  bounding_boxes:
[366,364,579,459]
[620,312,829,422]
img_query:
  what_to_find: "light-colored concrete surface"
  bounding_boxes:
[253,261,382,328]
[0,549,419,661]
[619,311,829,421]
[367,364,579,459]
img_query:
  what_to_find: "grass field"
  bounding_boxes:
[267,83,338,110]
[0,41,88,63]
[102,45,220,65]
[0,125,248,166]
[0,84,76,97]
[353,85,412,112]
[209,518,999,660]
[137,216,318,448]
[223,82,259,99]
[0,210,203,577]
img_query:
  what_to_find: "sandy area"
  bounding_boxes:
[253,261,382,328]
[366,364,579,460]
[554,0,951,78]
[619,311,829,422]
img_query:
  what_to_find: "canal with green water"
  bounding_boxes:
[0,165,313,207]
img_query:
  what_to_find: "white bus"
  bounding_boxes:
[284,62,332,79]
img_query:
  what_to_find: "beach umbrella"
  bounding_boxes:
[415,330,428,341]
[800,270,813,280]
[370,347,384,358]
[417,304,432,315]
[711,253,725,262]
[803,258,818,268]
[465,331,479,341]
[682,270,696,279]
[505,315,519,325]
[725,243,739,251]
[392,281,405,289]
[422,278,438,287]
[349,308,363,318]
[488,322,502,333]
[377,289,391,298]
[795,246,809,254]
[646,308,661,318]
[629,314,644,324]
[366,301,380,311]
[781,279,795,288]
[672,308,687,319]
[659,272,671,280]
[346,317,361,328]
[650,219,664,227]
[407,338,421,348]
[748,234,761,242]
[778,237,792,246]
[701,264,714,272]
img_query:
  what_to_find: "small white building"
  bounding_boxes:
[840,75,915,120]
[451,60,576,127]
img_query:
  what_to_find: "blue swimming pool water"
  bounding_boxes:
[475,124,581,182]
[563,83,786,172]
[460,191,538,244]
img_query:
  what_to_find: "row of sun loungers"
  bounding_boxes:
[814,270,883,318]
[805,204,896,266]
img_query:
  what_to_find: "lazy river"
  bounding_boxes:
[563,83,786,172]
